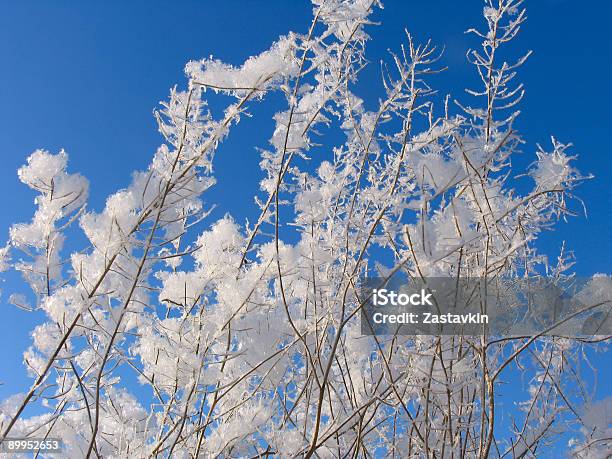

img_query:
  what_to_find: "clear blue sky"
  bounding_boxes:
[0,0,610,433]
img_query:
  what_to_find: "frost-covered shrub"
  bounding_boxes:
[0,1,609,457]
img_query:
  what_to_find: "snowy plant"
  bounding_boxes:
[0,0,610,457]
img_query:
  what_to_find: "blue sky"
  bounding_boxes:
[0,0,610,440]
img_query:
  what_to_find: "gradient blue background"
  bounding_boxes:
[0,0,610,451]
